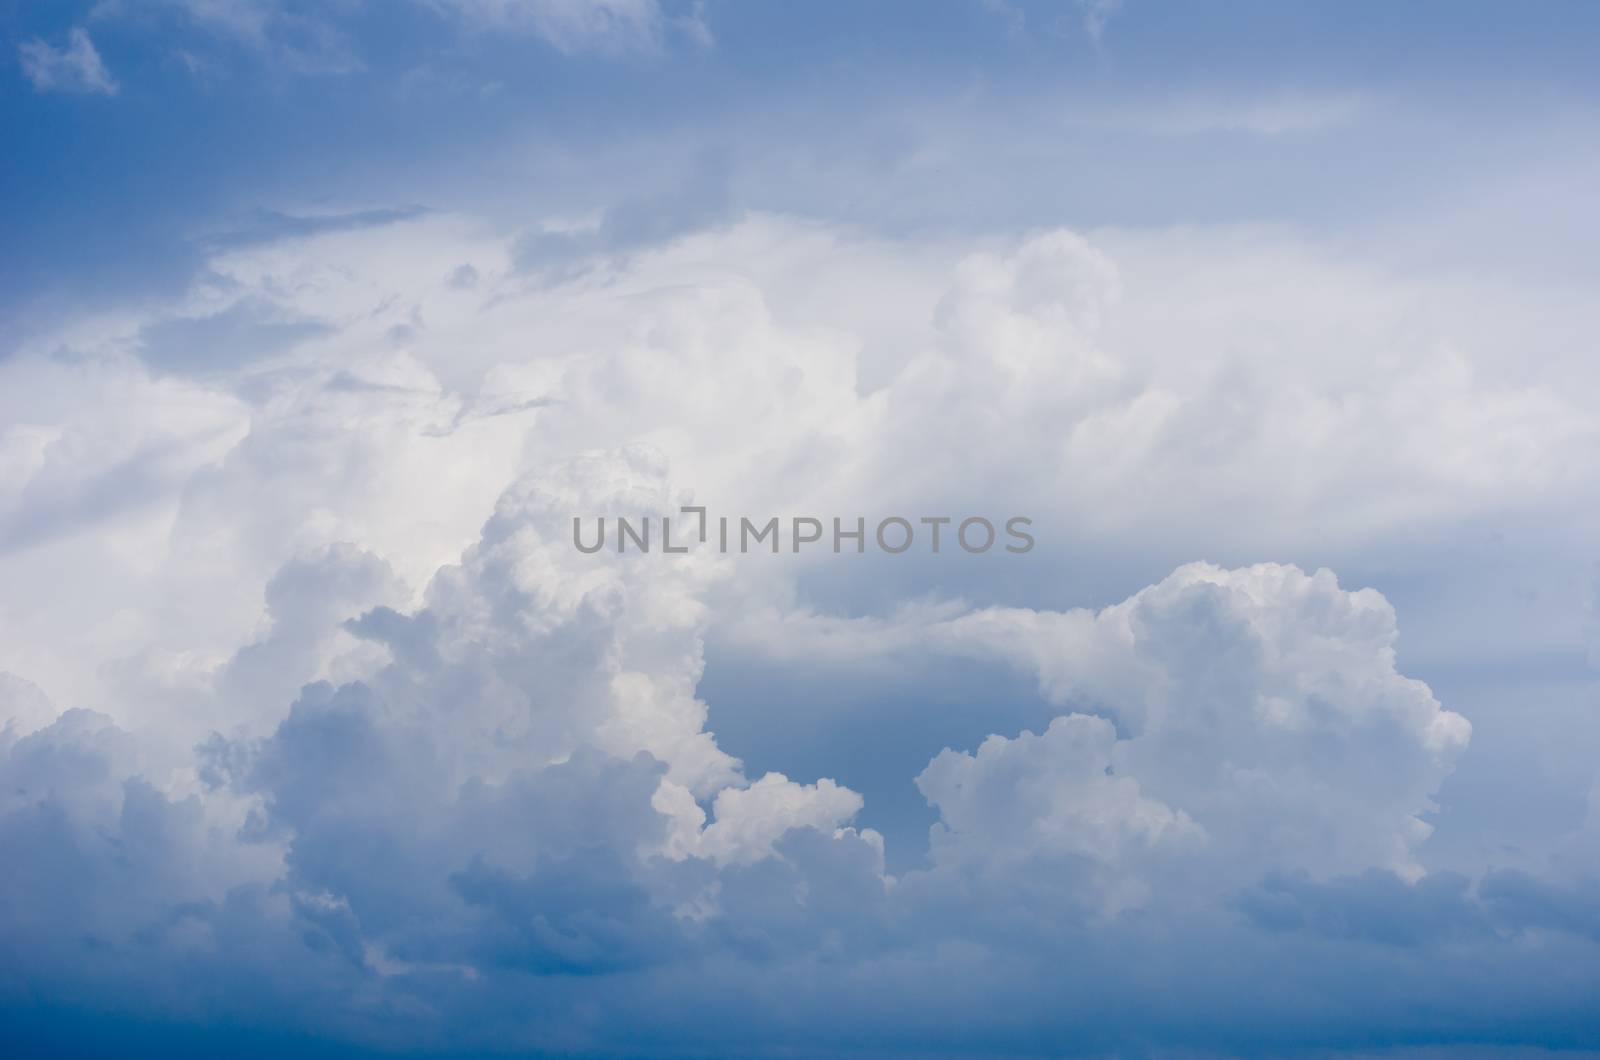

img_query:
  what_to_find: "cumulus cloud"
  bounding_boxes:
[1,513,1585,1050]
[918,712,1202,916]
[695,772,868,866]
[18,28,118,95]
[937,563,1472,884]
[3,207,1600,1051]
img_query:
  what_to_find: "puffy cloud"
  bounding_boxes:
[724,561,1475,897]
[18,28,118,95]
[0,710,287,1012]
[696,771,868,866]
[918,712,1202,916]
[0,448,1508,1046]
[217,543,407,725]
[940,563,1471,883]
[3,207,1599,1052]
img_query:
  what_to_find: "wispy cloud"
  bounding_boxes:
[1078,0,1122,46]
[18,28,118,96]
[130,0,365,75]
[1068,92,1370,137]
[429,0,710,55]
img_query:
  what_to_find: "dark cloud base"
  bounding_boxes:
[4,708,1600,1058]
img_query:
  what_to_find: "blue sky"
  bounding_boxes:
[4,2,1600,1056]
[8,0,1600,321]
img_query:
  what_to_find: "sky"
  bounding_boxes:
[3,1,1600,1056]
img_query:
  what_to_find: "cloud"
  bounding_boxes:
[695,771,868,866]
[978,0,1026,37]
[1075,94,1371,137]
[85,0,706,81]
[430,0,708,55]
[938,563,1472,884]
[2,207,1584,763]
[918,712,1203,916]
[3,207,1600,1052]
[131,0,364,75]
[1,533,1590,1052]
[1235,869,1488,947]
[0,351,247,556]
[200,206,434,252]
[18,28,118,95]
[0,671,57,743]
[1078,0,1121,45]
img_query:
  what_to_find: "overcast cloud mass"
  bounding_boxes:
[4,1,1600,1056]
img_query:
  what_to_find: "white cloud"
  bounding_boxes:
[919,713,1203,915]
[7,208,1590,777]
[697,772,867,866]
[938,562,1472,884]
[18,28,118,95]
[4,205,1600,1047]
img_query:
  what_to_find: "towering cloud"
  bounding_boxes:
[2,206,1597,1052]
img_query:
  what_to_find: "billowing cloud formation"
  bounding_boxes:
[3,211,1600,1053]
[938,563,1472,884]
[918,711,1203,917]
[2,504,1592,1051]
